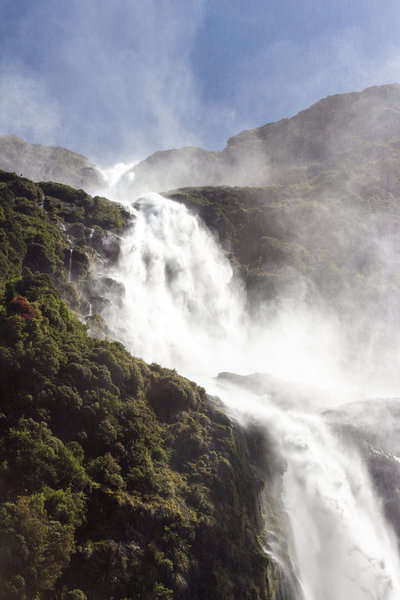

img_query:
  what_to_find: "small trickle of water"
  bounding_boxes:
[68,248,73,282]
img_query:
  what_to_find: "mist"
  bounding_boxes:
[73,81,400,596]
[93,85,400,393]
[85,166,400,597]
[2,1,400,164]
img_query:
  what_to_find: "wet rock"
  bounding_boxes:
[90,229,121,262]
[83,277,125,303]
[64,248,90,279]
[86,295,111,314]
[85,314,110,339]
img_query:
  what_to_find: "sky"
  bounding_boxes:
[1,0,400,165]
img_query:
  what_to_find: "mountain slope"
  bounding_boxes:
[116,83,400,195]
[4,84,400,198]
[2,83,400,597]
[0,136,105,191]
[0,171,278,600]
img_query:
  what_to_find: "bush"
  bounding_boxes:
[64,590,87,600]
[8,296,38,322]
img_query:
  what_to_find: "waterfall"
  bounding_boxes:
[100,191,400,599]
[104,193,247,379]
[68,247,73,282]
[223,388,400,600]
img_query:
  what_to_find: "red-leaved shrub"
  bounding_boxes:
[9,296,38,322]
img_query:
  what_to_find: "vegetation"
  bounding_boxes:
[167,176,400,319]
[0,172,273,599]
[39,181,132,233]
[5,85,400,599]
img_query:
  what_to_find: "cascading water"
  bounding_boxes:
[104,193,247,378]
[99,191,400,599]
[68,247,73,282]
[225,390,400,600]
[104,193,347,389]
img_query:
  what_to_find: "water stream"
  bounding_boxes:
[100,191,400,599]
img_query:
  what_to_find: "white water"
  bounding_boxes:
[97,161,136,190]
[105,192,349,391]
[99,191,400,599]
[105,193,247,378]
[226,390,400,600]
[68,247,73,282]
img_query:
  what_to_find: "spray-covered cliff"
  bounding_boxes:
[118,83,400,195]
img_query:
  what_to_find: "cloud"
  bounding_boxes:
[0,64,62,145]
[0,0,208,162]
[1,0,400,163]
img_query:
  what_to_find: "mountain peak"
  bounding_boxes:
[2,83,400,195]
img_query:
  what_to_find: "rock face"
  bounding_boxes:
[325,400,400,543]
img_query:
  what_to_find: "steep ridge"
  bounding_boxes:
[116,83,400,195]
[4,84,400,198]
[0,136,105,192]
[3,83,400,599]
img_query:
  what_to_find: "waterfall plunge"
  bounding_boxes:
[105,193,247,379]
[101,192,400,599]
